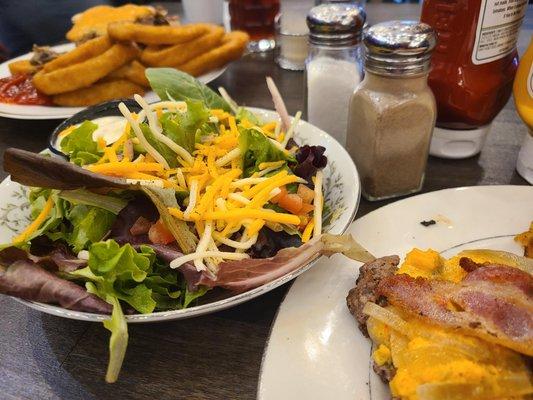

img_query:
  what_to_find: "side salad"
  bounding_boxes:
[0,68,372,382]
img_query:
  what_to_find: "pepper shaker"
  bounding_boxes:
[346,21,437,201]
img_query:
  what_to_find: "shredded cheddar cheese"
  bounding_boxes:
[302,220,315,243]
[58,125,76,138]
[12,196,54,243]
[313,171,323,238]
[86,162,164,175]
[52,99,325,272]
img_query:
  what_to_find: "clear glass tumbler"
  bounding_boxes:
[229,0,280,52]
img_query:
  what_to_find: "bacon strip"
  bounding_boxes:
[377,264,533,356]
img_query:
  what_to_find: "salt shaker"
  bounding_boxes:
[346,21,437,201]
[305,3,365,146]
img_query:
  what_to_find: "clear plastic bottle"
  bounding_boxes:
[304,3,365,146]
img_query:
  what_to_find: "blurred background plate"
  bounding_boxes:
[0,43,227,120]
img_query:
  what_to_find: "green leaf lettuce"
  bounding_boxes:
[146,68,230,112]
[239,128,295,177]
[60,121,100,165]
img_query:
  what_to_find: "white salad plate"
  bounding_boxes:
[0,43,226,120]
[258,185,533,400]
[0,108,361,322]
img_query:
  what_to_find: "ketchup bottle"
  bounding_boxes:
[421,0,528,158]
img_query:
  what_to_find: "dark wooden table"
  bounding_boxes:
[1,3,531,400]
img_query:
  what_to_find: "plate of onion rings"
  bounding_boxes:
[0,43,227,120]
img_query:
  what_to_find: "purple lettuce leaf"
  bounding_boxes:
[290,145,327,181]
[109,196,159,245]
[0,259,112,314]
[248,227,302,259]
[1,239,87,273]
[4,148,130,190]
[198,234,375,293]
[108,197,202,290]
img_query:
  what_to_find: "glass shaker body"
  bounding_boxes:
[304,3,366,146]
[347,71,436,201]
[305,43,363,146]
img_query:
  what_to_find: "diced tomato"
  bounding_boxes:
[271,186,287,204]
[297,184,315,204]
[278,193,303,214]
[299,203,315,214]
[148,219,175,245]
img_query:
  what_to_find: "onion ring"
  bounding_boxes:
[107,60,149,87]
[33,43,139,95]
[8,60,39,75]
[52,79,144,106]
[43,36,112,72]
[108,21,209,45]
[66,4,154,42]
[140,25,224,67]
[177,31,249,77]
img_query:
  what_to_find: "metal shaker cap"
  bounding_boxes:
[307,3,366,47]
[364,20,436,76]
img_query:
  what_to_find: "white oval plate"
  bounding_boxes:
[0,43,227,120]
[0,108,360,322]
[258,185,533,400]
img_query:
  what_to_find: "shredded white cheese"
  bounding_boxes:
[274,120,281,137]
[170,251,249,269]
[215,198,227,211]
[313,170,323,237]
[134,95,194,166]
[183,179,198,219]
[257,165,284,177]
[132,154,145,163]
[136,100,187,121]
[229,177,268,188]
[206,239,223,270]
[268,187,281,199]
[228,193,251,205]
[217,87,239,113]
[269,137,286,151]
[175,168,187,189]
[212,232,258,249]
[125,179,165,188]
[119,102,170,169]
[281,111,302,148]
[215,148,241,167]
[193,222,212,271]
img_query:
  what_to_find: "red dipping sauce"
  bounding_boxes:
[0,73,53,105]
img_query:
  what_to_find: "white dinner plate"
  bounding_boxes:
[258,185,533,400]
[0,107,360,322]
[0,43,226,120]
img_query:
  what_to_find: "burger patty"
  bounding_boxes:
[346,255,399,336]
[346,255,399,383]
